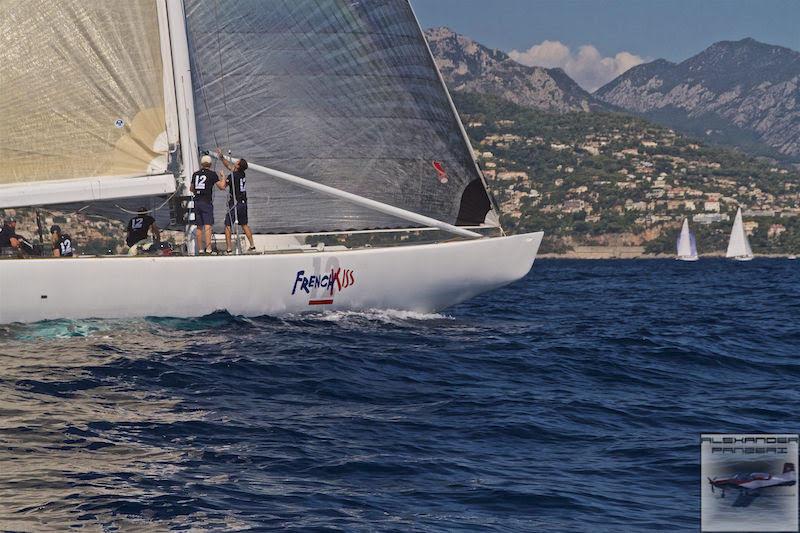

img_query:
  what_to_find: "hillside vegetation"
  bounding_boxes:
[455,92,800,255]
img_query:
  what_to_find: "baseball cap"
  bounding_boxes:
[50,224,61,234]
[200,154,213,166]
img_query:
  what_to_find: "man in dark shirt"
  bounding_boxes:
[126,207,160,251]
[217,149,256,254]
[50,225,74,257]
[190,154,225,254]
[0,218,21,251]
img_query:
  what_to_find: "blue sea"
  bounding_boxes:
[1,259,798,532]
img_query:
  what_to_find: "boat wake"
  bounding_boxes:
[288,308,454,324]
[0,319,118,340]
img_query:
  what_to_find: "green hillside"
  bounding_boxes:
[455,92,800,255]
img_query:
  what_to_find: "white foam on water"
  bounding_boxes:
[294,308,454,324]
[11,320,111,340]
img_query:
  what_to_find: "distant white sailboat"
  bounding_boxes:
[726,208,754,261]
[676,218,699,261]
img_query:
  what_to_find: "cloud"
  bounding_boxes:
[509,40,646,92]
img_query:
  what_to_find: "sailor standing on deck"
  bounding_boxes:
[216,149,256,254]
[190,154,225,254]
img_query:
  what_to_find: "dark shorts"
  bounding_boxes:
[225,201,248,226]
[194,200,214,226]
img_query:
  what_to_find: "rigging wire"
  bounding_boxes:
[188,4,246,254]
[212,0,242,253]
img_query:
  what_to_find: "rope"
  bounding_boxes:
[213,0,231,151]
[188,3,244,253]
[210,1,242,253]
[113,192,177,215]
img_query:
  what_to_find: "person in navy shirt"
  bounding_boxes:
[126,207,160,250]
[217,149,256,254]
[190,154,225,254]
[50,225,74,257]
[0,217,21,252]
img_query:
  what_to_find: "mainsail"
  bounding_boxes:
[184,0,495,233]
[0,0,175,206]
[726,208,753,258]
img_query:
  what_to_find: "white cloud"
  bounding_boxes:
[509,40,646,92]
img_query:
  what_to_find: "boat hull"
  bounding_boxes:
[676,256,699,262]
[0,232,543,324]
[729,256,754,262]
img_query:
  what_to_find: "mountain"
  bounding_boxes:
[425,27,608,113]
[595,38,800,160]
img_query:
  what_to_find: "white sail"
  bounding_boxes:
[0,0,177,207]
[676,218,698,259]
[726,208,753,259]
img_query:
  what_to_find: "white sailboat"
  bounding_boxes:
[676,218,699,261]
[0,0,542,324]
[726,208,754,261]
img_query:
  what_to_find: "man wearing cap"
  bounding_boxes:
[216,149,256,254]
[0,218,21,252]
[126,207,160,253]
[190,154,225,254]
[50,225,74,257]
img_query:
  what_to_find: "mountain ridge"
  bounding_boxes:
[595,38,800,160]
[425,27,609,113]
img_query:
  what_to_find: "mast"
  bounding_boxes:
[165,0,200,253]
[156,0,180,148]
[165,0,200,187]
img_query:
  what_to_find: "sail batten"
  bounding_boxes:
[185,0,494,234]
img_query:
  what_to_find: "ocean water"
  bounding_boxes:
[1,259,798,532]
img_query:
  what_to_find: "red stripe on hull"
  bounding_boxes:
[308,299,334,306]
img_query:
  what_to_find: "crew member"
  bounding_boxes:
[0,217,21,252]
[217,149,256,254]
[126,207,160,253]
[190,154,225,254]
[50,225,74,257]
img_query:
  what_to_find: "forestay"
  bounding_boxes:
[0,0,174,205]
[184,0,495,233]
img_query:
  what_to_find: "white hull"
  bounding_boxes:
[676,256,699,262]
[0,232,543,324]
[730,256,754,262]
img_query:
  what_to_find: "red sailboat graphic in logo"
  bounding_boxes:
[432,160,448,184]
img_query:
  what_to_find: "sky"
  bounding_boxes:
[413,0,800,92]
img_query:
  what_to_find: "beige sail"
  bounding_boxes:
[0,0,169,187]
